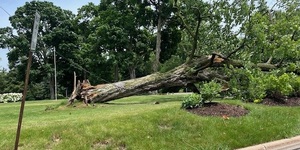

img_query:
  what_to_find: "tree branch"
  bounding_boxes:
[188,11,202,62]
[226,2,254,59]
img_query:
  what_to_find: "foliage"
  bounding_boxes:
[199,80,222,103]
[0,69,7,93]
[0,69,23,94]
[246,1,300,63]
[182,81,222,109]
[159,55,184,73]
[292,76,300,96]
[228,66,299,102]
[228,67,267,102]
[1,0,300,100]
[181,93,202,109]
[0,93,22,103]
[265,73,299,98]
[1,1,80,100]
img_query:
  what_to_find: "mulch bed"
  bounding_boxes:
[187,102,249,117]
[186,97,300,117]
[262,97,300,106]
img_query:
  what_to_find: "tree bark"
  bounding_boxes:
[153,0,163,72]
[68,53,277,105]
[49,73,55,100]
[129,66,136,79]
[114,64,119,82]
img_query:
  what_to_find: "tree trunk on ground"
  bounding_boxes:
[68,53,277,105]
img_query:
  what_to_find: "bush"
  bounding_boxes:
[181,93,202,109]
[0,93,22,103]
[200,80,222,103]
[265,73,299,98]
[265,73,292,97]
[291,76,300,96]
[228,68,267,102]
[228,67,299,102]
[181,81,222,109]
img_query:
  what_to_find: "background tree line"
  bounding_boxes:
[0,0,299,100]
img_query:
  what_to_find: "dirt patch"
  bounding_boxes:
[46,134,62,150]
[91,139,112,149]
[262,97,300,106]
[187,102,249,117]
[117,142,127,150]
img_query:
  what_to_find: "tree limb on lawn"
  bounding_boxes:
[68,53,277,105]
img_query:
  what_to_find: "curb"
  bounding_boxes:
[236,135,300,150]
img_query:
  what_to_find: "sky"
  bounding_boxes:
[0,0,100,70]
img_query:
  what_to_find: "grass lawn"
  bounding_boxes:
[1,94,300,150]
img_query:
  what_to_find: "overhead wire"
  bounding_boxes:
[54,50,120,85]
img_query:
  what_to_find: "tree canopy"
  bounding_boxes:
[0,0,299,100]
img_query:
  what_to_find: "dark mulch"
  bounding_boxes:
[187,102,249,117]
[262,97,300,106]
[186,97,300,118]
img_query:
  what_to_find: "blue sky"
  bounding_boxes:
[0,0,100,70]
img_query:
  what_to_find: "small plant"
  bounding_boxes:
[181,81,222,109]
[253,99,263,103]
[200,80,222,104]
[181,93,202,109]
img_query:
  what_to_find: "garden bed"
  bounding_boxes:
[187,102,249,117]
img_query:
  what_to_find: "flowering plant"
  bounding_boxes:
[0,93,22,103]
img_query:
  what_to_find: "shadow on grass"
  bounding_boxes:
[45,100,68,111]
[104,97,183,105]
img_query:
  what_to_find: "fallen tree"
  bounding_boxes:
[68,53,278,105]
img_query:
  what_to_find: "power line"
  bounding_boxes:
[0,6,11,16]
[54,50,112,84]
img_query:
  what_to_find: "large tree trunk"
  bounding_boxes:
[114,64,119,82]
[68,53,277,105]
[153,0,163,72]
[129,66,136,79]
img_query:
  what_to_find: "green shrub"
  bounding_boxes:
[200,80,222,103]
[228,68,267,102]
[226,64,300,102]
[247,75,267,101]
[291,76,300,96]
[265,73,294,98]
[181,81,222,109]
[181,93,202,109]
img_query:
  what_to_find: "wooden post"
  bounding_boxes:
[14,51,32,150]
[14,11,40,150]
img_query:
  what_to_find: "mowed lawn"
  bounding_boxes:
[1,94,300,150]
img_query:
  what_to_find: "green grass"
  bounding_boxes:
[1,94,300,150]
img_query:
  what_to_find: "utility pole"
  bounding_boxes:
[54,47,57,100]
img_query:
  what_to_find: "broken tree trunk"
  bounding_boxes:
[68,53,277,104]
